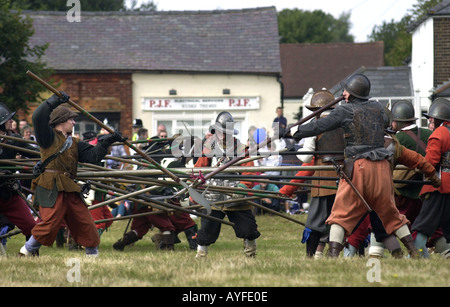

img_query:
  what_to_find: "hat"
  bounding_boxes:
[132,118,143,128]
[49,106,78,126]
[82,131,98,141]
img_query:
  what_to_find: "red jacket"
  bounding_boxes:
[279,159,315,197]
[420,122,450,195]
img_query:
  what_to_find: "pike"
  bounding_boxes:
[26,70,213,214]
[88,181,234,226]
[246,199,306,226]
[177,95,345,195]
[0,133,38,145]
[0,229,22,240]
[198,185,290,200]
[94,196,262,225]
[0,142,40,157]
[88,185,163,210]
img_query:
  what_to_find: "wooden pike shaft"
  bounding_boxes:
[0,134,38,145]
[88,185,161,210]
[94,196,262,225]
[246,199,306,227]
[220,189,306,227]
[0,142,40,156]
[26,70,182,183]
[89,181,234,226]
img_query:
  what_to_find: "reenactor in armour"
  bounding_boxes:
[193,111,260,258]
[412,98,450,258]
[0,102,39,243]
[292,74,419,258]
[390,100,433,227]
[368,107,440,258]
[280,90,345,258]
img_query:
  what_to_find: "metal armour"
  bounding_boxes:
[424,98,450,121]
[340,74,371,99]
[344,102,385,151]
[0,102,15,126]
[209,111,238,135]
[316,128,345,160]
[391,100,417,122]
[204,156,240,205]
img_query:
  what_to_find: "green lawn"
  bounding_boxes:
[0,213,448,287]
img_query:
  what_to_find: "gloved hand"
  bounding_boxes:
[275,127,292,139]
[427,174,441,188]
[100,131,128,148]
[46,91,70,110]
[292,130,303,143]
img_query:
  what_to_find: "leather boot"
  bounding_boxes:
[113,231,139,251]
[400,235,420,259]
[159,231,175,250]
[383,234,404,259]
[327,241,343,258]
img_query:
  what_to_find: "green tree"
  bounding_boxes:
[0,0,52,113]
[368,0,441,66]
[278,9,354,43]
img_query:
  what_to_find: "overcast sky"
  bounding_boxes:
[125,0,416,42]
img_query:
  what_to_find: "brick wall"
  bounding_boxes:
[434,18,450,87]
[23,72,133,137]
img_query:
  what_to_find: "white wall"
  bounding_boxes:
[411,17,434,120]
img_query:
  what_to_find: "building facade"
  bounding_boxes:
[26,8,282,142]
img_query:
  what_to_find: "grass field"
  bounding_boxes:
[0,212,449,288]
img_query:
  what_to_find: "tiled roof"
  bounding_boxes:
[26,8,281,74]
[408,1,450,32]
[329,66,413,98]
[280,42,384,98]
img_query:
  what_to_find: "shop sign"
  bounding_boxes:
[142,97,260,111]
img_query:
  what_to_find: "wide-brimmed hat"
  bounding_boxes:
[49,106,78,126]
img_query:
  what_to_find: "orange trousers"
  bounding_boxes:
[32,192,100,247]
[326,159,408,236]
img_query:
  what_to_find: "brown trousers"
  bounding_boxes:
[326,159,409,236]
[32,192,100,247]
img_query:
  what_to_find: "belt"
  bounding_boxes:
[44,169,74,179]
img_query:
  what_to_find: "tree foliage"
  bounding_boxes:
[278,9,354,43]
[368,0,442,66]
[0,0,52,114]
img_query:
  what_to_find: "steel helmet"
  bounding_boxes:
[340,74,371,99]
[424,97,450,121]
[306,90,336,111]
[391,100,417,122]
[0,102,16,126]
[209,111,238,135]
